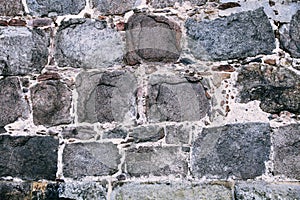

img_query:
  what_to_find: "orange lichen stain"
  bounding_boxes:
[32,181,47,193]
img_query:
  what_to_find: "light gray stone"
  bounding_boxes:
[90,0,137,15]
[129,125,165,143]
[62,126,97,140]
[149,0,207,8]
[0,0,24,16]
[165,124,190,145]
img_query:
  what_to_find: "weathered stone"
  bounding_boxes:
[0,77,27,128]
[76,70,137,123]
[0,27,49,75]
[192,123,271,179]
[129,125,165,143]
[273,124,300,180]
[237,65,300,114]
[165,124,189,145]
[0,135,58,180]
[31,80,72,127]
[235,181,300,199]
[27,0,85,17]
[103,128,127,139]
[147,74,210,122]
[90,0,137,15]
[111,182,232,200]
[0,0,24,16]
[32,182,59,200]
[185,8,275,61]
[62,126,97,140]
[124,14,181,65]
[0,181,31,200]
[280,10,300,58]
[55,19,124,69]
[149,0,207,8]
[125,146,188,177]
[63,142,121,178]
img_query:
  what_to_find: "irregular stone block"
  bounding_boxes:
[0,181,31,200]
[273,124,300,180]
[147,75,210,122]
[76,70,137,123]
[0,0,24,16]
[27,0,85,17]
[235,181,300,199]
[90,0,137,15]
[0,27,49,75]
[62,126,97,140]
[0,77,27,128]
[0,135,59,180]
[128,125,165,143]
[237,65,300,114]
[165,124,190,145]
[192,123,271,179]
[63,142,121,178]
[32,182,59,200]
[111,182,232,200]
[30,80,72,127]
[185,8,275,61]
[125,146,188,177]
[55,19,124,69]
[124,14,181,65]
[150,0,206,8]
[103,128,127,139]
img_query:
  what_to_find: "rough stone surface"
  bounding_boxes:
[31,182,59,200]
[185,8,275,61]
[273,124,300,180]
[62,126,97,140]
[150,0,207,8]
[103,128,127,139]
[0,181,31,200]
[165,124,190,144]
[0,135,59,180]
[0,77,27,128]
[147,75,210,122]
[192,123,271,179]
[0,0,24,16]
[235,181,300,199]
[90,0,137,15]
[111,182,232,200]
[280,10,300,58]
[31,80,72,127]
[27,0,86,17]
[0,27,49,75]
[124,14,181,65]
[55,19,124,69]
[76,70,137,123]
[63,142,121,178]
[237,65,300,114]
[129,125,165,143]
[125,146,188,177]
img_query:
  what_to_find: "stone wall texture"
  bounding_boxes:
[0,0,299,199]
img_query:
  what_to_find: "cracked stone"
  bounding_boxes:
[62,126,97,140]
[0,0,24,16]
[90,0,137,15]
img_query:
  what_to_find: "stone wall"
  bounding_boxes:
[0,0,299,199]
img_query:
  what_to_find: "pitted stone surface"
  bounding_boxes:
[0,27,49,75]
[31,80,72,127]
[0,0,24,16]
[27,0,85,17]
[165,124,190,144]
[192,123,271,179]
[55,19,124,69]
[150,0,207,8]
[0,135,58,180]
[124,14,181,65]
[129,125,165,143]
[147,75,210,122]
[76,70,137,123]
[125,146,188,177]
[90,0,137,15]
[63,142,121,178]
[185,8,275,61]
[273,124,300,180]
[0,181,31,200]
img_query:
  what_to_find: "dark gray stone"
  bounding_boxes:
[90,0,137,15]
[150,0,206,8]
[32,182,59,200]
[129,125,165,143]
[0,135,59,180]
[62,126,97,140]
[165,124,190,144]
[124,14,181,65]
[31,80,72,127]
[103,128,127,139]
[76,70,137,123]
[237,65,300,114]
[0,77,27,128]
[235,181,300,199]
[0,27,49,75]
[0,181,31,200]
[55,19,124,69]
[147,75,210,122]
[63,142,121,178]
[27,0,85,17]
[192,123,271,179]
[125,146,188,177]
[185,8,275,61]
[273,124,300,180]
[0,0,24,16]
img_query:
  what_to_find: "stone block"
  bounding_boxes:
[0,181,31,200]
[103,128,127,139]
[150,0,206,8]
[0,0,24,16]
[90,0,137,15]
[165,124,190,145]
[62,126,97,140]
[128,125,165,143]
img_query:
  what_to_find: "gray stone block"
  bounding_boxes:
[90,0,137,15]
[192,123,271,179]
[0,0,24,16]
[55,19,124,69]
[0,27,49,75]
[62,126,97,140]
[63,142,121,178]
[0,181,31,200]
[76,70,137,123]
[103,128,127,139]
[273,124,300,180]
[147,75,210,122]
[125,146,188,177]
[150,0,206,8]
[129,125,165,143]
[165,124,190,145]
[185,8,275,61]
[30,80,72,127]
[124,14,181,65]
[0,135,59,180]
